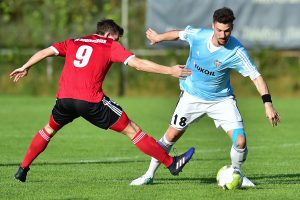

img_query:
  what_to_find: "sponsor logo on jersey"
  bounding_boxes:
[214,60,222,67]
[194,61,215,76]
[75,38,107,44]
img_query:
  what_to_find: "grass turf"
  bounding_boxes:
[0,95,299,200]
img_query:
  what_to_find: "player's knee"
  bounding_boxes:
[120,120,141,139]
[236,136,246,149]
[44,124,56,135]
[165,126,185,142]
[232,128,246,149]
[127,120,141,133]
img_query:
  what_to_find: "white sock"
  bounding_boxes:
[230,145,248,169]
[144,134,175,178]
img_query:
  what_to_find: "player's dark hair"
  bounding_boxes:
[96,19,124,37]
[213,7,235,24]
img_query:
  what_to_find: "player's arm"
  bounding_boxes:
[127,56,191,79]
[10,47,56,82]
[252,75,280,127]
[146,28,181,45]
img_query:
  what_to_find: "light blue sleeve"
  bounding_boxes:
[233,47,261,80]
[178,26,200,44]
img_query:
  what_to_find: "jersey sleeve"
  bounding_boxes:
[111,41,134,64]
[178,25,200,43]
[51,40,70,57]
[233,47,261,80]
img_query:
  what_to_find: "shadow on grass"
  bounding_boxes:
[154,177,217,185]
[0,157,220,167]
[152,171,300,186]
[151,173,300,187]
[0,159,152,167]
[2,159,300,186]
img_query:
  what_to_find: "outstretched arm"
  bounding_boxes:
[127,56,191,79]
[10,47,56,82]
[252,75,280,127]
[146,28,181,45]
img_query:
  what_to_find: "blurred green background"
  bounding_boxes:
[1,0,300,97]
[1,2,299,198]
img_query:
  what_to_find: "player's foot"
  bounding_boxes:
[130,175,154,186]
[232,166,255,188]
[14,166,30,182]
[168,147,195,176]
[241,176,256,187]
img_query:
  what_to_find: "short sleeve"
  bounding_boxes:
[234,47,261,80]
[178,25,200,43]
[111,41,134,64]
[51,40,70,56]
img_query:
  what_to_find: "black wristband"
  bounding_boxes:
[261,94,272,103]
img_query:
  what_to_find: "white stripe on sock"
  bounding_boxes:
[39,129,50,141]
[132,132,146,144]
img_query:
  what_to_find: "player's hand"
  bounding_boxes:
[146,28,159,45]
[264,102,280,127]
[9,66,29,82]
[170,65,192,79]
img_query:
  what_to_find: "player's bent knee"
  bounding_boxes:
[119,120,142,139]
[44,124,56,135]
[165,126,185,142]
[110,112,143,139]
[232,128,246,149]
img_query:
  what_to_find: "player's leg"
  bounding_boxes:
[113,115,194,176]
[19,118,60,168]
[117,120,174,167]
[207,97,247,169]
[130,91,205,185]
[227,128,254,187]
[129,126,184,185]
[209,97,254,187]
[144,127,184,177]
[15,99,76,182]
[227,128,247,169]
[14,116,63,182]
[83,95,195,177]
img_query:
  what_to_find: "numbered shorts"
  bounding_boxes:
[51,96,129,132]
[170,91,244,132]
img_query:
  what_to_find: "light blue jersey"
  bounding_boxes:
[179,26,260,101]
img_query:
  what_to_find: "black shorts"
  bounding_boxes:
[52,96,124,130]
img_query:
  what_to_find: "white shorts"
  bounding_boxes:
[170,91,244,132]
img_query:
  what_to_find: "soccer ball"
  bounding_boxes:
[216,165,243,190]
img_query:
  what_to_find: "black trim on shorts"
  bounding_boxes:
[175,90,184,108]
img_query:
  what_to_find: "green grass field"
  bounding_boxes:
[0,95,299,200]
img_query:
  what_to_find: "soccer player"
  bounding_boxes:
[10,19,195,183]
[130,7,280,186]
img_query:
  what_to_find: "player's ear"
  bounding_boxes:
[104,32,110,38]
